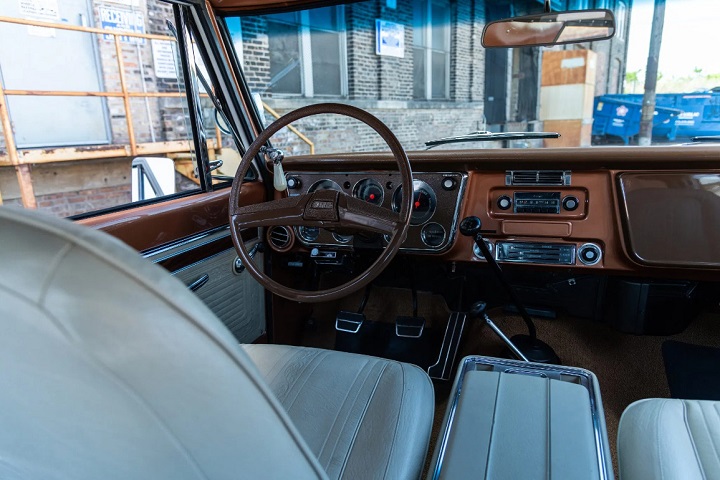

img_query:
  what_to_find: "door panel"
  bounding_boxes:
[173,245,265,343]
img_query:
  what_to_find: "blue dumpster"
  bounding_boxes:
[592,91,720,144]
[592,95,681,145]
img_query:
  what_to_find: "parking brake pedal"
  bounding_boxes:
[335,285,372,334]
[394,283,425,338]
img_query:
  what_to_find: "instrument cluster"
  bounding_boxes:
[286,172,467,252]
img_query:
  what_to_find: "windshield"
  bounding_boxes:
[225,0,720,153]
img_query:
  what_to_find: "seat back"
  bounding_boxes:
[0,207,327,480]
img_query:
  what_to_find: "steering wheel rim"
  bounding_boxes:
[229,103,413,303]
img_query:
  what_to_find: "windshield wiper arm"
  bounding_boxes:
[425,131,560,150]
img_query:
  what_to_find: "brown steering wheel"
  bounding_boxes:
[229,103,413,303]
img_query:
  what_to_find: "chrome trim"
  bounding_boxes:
[472,239,493,259]
[578,242,603,266]
[296,225,320,243]
[427,312,467,380]
[143,225,230,263]
[431,356,613,480]
[495,241,576,265]
[420,222,446,248]
[484,315,530,362]
[186,274,210,292]
[506,170,572,186]
[332,232,353,244]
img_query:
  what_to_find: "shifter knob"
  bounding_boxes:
[468,301,487,319]
[459,216,482,236]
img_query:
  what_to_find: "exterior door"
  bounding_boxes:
[0,0,110,147]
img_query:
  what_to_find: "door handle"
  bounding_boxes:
[187,274,209,292]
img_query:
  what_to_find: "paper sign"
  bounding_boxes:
[100,7,145,45]
[19,0,58,37]
[151,40,177,79]
[376,20,404,58]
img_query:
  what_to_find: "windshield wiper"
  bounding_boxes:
[691,135,720,143]
[425,131,560,150]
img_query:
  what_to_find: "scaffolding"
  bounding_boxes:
[0,15,314,209]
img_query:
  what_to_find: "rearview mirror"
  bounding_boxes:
[482,9,615,48]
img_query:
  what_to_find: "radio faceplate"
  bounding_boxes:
[496,242,576,265]
[514,192,561,214]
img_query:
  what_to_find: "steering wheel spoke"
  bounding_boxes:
[232,194,310,230]
[338,193,402,235]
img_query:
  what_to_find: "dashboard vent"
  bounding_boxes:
[496,242,575,265]
[506,170,571,186]
[267,225,292,251]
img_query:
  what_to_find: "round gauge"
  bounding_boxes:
[297,226,320,243]
[308,179,342,193]
[391,180,437,226]
[420,222,446,248]
[333,233,353,244]
[353,179,384,205]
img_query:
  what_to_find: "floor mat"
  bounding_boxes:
[662,340,720,400]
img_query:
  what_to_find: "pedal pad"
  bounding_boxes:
[395,316,426,338]
[335,311,365,333]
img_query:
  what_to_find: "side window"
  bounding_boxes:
[0,2,203,218]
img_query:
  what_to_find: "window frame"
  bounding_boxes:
[413,0,451,100]
[265,6,348,98]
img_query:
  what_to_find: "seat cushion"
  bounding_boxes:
[618,398,720,480]
[242,344,434,480]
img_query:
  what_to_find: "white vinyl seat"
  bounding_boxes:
[0,206,434,480]
[618,398,720,480]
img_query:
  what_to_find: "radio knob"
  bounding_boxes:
[562,195,579,211]
[578,243,602,265]
[497,195,512,210]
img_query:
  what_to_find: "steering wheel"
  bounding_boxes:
[229,103,413,303]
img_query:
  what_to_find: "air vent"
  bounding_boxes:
[506,170,571,186]
[496,242,575,265]
[267,225,293,252]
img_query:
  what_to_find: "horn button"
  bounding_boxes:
[303,190,339,221]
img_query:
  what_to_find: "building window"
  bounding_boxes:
[616,1,627,40]
[413,0,450,100]
[266,6,346,96]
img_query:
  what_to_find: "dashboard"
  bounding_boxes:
[274,145,720,280]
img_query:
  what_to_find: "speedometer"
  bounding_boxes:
[391,180,437,225]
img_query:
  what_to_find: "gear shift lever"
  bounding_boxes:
[460,216,560,364]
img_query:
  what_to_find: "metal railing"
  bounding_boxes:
[0,15,314,208]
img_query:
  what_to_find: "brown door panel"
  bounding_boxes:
[78,182,265,252]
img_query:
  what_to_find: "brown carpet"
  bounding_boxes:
[299,287,720,475]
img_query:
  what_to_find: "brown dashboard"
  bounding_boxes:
[282,145,720,280]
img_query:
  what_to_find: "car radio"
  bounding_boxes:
[514,192,561,214]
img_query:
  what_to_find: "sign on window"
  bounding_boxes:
[100,7,145,45]
[376,19,404,58]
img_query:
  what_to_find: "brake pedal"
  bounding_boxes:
[335,284,372,334]
[335,311,365,333]
[395,316,426,338]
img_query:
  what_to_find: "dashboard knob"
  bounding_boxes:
[578,243,602,265]
[287,177,302,189]
[497,195,512,210]
[459,216,482,236]
[442,177,456,190]
[562,195,579,211]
